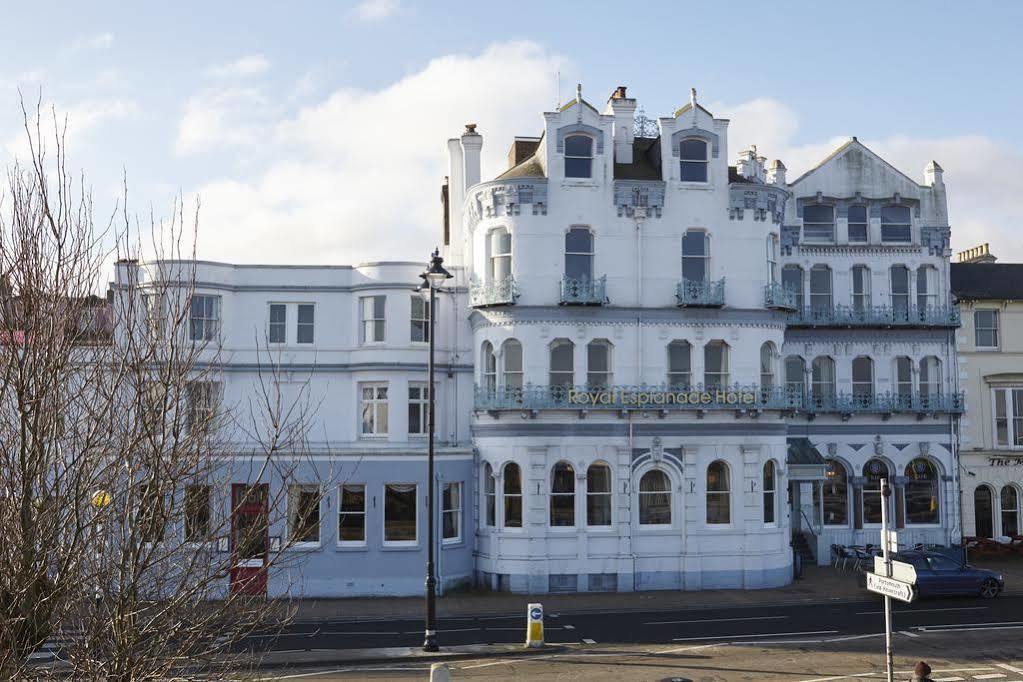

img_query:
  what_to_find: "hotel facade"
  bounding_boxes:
[124,86,963,596]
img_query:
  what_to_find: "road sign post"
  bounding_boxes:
[880,479,894,682]
[525,603,544,648]
[874,556,917,585]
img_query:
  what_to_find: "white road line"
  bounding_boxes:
[646,615,787,625]
[315,631,400,635]
[971,674,1006,680]
[919,621,1023,629]
[460,659,526,670]
[825,633,884,642]
[995,664,1023,675]
[920,625,1023,634]
[671,629,838,642]
[800,669,996,682]
[582,638,596,644]
[563,624,575,630]
[856,606,988,615]
[933,677,965,681]
[732,639,825,645]
[653,643,721,655]
[900,630,921,638]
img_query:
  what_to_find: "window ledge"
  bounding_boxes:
[337,542,369,551]
[442,538,464,547]
[287,542,323,552]
[381,542,421,551]
[561,180,599,188]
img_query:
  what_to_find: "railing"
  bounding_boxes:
[474,383,965,414]
[789,304,960,327]
[764,282,799,311]
[560,275,608,305]
[676,278,726,307]
[469,275,519,308]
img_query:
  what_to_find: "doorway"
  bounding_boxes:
[231,484,269,596]
[974,485,994,538]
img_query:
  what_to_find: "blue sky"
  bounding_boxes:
[2,0,1021,264]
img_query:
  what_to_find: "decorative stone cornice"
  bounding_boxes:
[613,180,665,218]
[469,306,788,332]
[728,185,787,225]
[465,179,549,234]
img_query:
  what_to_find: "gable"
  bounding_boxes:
[790,140,923,200]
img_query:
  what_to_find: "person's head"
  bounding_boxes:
[914,661,932,677]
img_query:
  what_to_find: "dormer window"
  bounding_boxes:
[881,205,911,242]
[679,138,708,182]
[802,205,835,242]
[564,135,593,178]
[847,205,868,242]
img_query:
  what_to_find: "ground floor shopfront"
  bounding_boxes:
[961,452,1023,540]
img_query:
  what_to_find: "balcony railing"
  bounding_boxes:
[789,304,960,328]
[474,383,964,415]
[560,275,608,305]
[676,278,726,307]
[764,282,799,311]
[469,275,519,308]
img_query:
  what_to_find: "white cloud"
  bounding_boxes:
[72,33,114,50]
[187,41,569,263]
[713,98,1023,262]
[4,97,138,160]
[352,0,400,21]
[176,87,268,155]
[205,55,271,79]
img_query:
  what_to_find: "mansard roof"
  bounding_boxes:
[790,138,922,188]
[496,154,545,179]
[951,263,1023,301]
[613,137,662,181]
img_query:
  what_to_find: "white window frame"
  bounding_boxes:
[851,265,871,311]
[847,204,868,243]
[975,309,1000,350]
[704,340,729,390]
[564,134,594,179]
[760,342,775,390]
[186,380,221,431]
[766,235,778,284]
[706,460,731,526]
[488,227,512,283]
[992,386,1023,450]
[809,265,832,310]
[763,460,777,526]
[410,295,430,344]
[383,483,418,547]
[481,342,496,392]
[586,339,613,388]
[880,205,912,243]
[296,303,315,344]
[189,294,221,342]
[564,227,594,280]
[442,481,463,544]
[916,266,939,311]
[483,463,496,528]
[1001,485,1021,537]
[668,340,692,388]
[681,230,709,282]
[338,483,367,547]
[503,462,523,529]
[638,468,672,528]
[502,339,523,390]
[678,137,708,183]
[407,382,429,437]
[360,295,386,344]
[549,461,576,529]
[287,484,321,547]
[585,462,613,528]
[803,204,835,243]
[360,382,389,438]
[268,303,287,344]
[183,484,211,544]
[549,339,574,388]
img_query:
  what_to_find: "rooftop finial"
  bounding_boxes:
[576,83,582,102]
[690,87,697,108]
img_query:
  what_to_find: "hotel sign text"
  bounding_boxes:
[568,389,759,407]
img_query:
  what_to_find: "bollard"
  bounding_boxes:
[525,602,544,648]
[430,662,451,682]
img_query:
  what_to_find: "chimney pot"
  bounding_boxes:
[464,123,477,135]
[612,85,627,100]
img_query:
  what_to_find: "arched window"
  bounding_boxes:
[890,265,910,319]
[502,339,523,390]
[851,265,871,312]
[549,339,574,390]
[481,342,496,393]
[679,138,708,182]
[848,204,868,243]
[1001,486,1019,536]
[895,356,913,407]
[587,339,612,388]
[639,470,671,525]
[809,265,832,311]
[803,205,835,242]
[785,356,806,396]
[881,205,911,243]
[483,463,495,527]
[682,231,709,282]
[550,462,575,527]
[565,227,594,280]
[811,356,836,404]
[763,460,776,524]
[668,340,692,388]
[586,463,612,526]
[823,459,849,525]
[975,485,994,538]
[704,341,729,390]
[564,135,593,178]
[862,459,890,525]
[504,463,522,528]
[707,461,730,524]
[852,356,874,405]
[488,228,511,282]
[782,265,804,309]
[760,342,776,390]
[917,265,938,312]
[766,235,778,284]
[905,458,939,525]
[919,356,940,405]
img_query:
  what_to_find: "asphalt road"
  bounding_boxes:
[252,593,1023,652]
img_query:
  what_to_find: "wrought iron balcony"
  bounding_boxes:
[676,278,726,307]
[789,304,960,328]
[560,275,608,306]
[469,275,519,308]
[474,384,964,415]
[764,282,799,311]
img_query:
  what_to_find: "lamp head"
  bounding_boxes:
[422,248,452,289]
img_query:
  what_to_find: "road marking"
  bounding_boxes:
[919,621,1023,629]
[732,639,825,645]
[671,629,838,642]
[653,643,721,655]
[995,664,1023,675]
[799,669,996,682]
[825,633,884,642]
[933,678,965,681]
[900,630,921,638]
[315,631,400,635]
[856,606,988,615]
[645,615,787,625]
[460,659,526,669]
[971,674,1006,680]
[919,625,1023,634]
[582,638,596,644]
[564,624,575,630]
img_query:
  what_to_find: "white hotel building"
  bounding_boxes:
[124,85,962,596]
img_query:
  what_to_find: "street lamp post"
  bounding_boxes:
[419,248,451,653]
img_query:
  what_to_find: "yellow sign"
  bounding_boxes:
[567,389,757,407]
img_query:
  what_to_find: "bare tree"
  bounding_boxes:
[0,102,334,680]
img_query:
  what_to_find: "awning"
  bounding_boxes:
[787,437,828,481]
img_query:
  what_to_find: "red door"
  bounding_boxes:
[230,484,269,596]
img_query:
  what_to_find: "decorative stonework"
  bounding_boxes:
[614,181,665,218]
[465,180,548,233]
[728,185,787,224]
[921,226,951,256]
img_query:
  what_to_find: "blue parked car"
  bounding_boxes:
[895,550,1004,599]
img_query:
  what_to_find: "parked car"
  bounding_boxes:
[894,550,1004,599]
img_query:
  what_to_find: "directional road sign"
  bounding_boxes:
[883,529,898,554]
[866,572,915,603]
[874,556,917,584]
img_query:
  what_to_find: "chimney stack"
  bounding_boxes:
[924,160,944,187]
[767,159,787,186]
[460,123,482,190]
[604,85,636,165]
[956,243,997,264]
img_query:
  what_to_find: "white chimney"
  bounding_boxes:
[460,123,482,190]
[767,159,787,186]
[924,160,943,187]
[604,85,636,165]
[446,137,465,262]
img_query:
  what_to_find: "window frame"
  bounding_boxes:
[760,342,776,390]
[861,459,890,527]
[880,205,912,243]
[359,382,389,438]
[847,204,868,243]
[904,458,940,526]
[1001,485,1020,537]
[851,265,871,311]
[678,137,709,183]
[851,356,874,404]
[287,484,322,547]
[802,204,836,243]
[407,382,429,437]
[183,484,211,544]
[268,303,287,345]
[383,483,418,547]
[503,462,523,529]
[564,134,594,179]
[681,230,710,282]
[706,460,731,525]
[704,340,729,390]
[488,227,512,283]
[188,294,221,343]
[586,339,613,388]
[550,461,576,528]
[782,265,804,309]
[811,356,836,402]
[668,340,692,389]
[974,309,1000,350]
[502,339,523,390]
[338,483,367,547]
[410,295,431,344]
[890,265,910,317]
[809,264,833,311]
[565,227,595,281]
[763,460,777,525]
[992,386,1023,449]
[549,339,575,389]
[638,468,672,527]
[296,303,315,344]
[483,463,496,528]
[481,341,496,392]
[586,462,613,528]
[442,481,463,544]
[822,459,849,527]
[360,295,387,344]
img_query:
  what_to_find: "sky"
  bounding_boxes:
[2,0,1022,268]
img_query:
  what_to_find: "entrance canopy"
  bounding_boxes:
[787,437,828,481]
